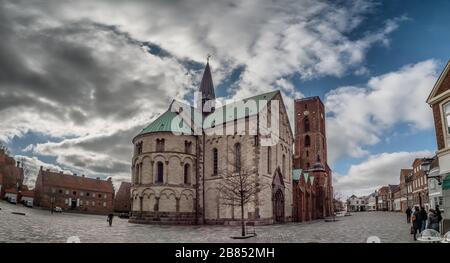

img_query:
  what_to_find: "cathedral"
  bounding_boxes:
[129,60,334,225]
[129,61,294,225]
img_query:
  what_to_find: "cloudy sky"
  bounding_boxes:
[1,0,449,197]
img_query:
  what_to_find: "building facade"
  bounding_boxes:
[346,195,366,212]
[377,186,389,211]
[0,149,24,199]
[410,159,429,209]
[34,167,115,214]
[129,62,294,225]
[292,97,333,222]
[114,182,131,213]
[427,60,450,233]
[399,169,412,212]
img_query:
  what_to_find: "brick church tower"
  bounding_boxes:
[293,97,333,219]
[294,97,327,170]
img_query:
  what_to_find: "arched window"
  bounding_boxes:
[234,143,241,172]
[135,165,140,184]
[282,154,286,178]
[184,163,190,184]
[305,135,311,147]
[304,118,310,132]
[267,147,271,174]
[156,162,164,183]
[213,148,218,176]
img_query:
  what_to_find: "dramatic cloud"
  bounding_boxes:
[325,60,439,164]
[0,0,406,188]
[334,150,434,197]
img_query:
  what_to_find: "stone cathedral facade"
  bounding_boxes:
[129,62,294,225]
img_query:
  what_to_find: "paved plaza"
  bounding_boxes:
[0,201,413,243]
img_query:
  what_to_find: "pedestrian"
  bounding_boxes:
[412,206,421,241]
[406,207,412,223]
[420,207,428,232]
[435,205,443,223]
[427,209,440,232]
[107,213,114,227]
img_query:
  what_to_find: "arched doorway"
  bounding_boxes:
[274,190,285,223]
[272,168,285,224]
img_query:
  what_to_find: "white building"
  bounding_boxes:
[347,195,366,212]
[366,194,377,211]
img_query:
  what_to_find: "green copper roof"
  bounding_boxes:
[292,169,302,181]
[204,91,279,129]
[139,110,192,135]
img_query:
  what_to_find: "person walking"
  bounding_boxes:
[406,207,412,223]
[427,209,440,232]
[436,205,443,233]
[420,207,428,232]
[107,213,114,227]
[412,206,421,241]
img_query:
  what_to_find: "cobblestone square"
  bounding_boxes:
[0,201,414,243]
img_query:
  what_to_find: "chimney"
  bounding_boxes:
[82,174,85,177]
[40,166,43,171]
[73,173,77,176]
[17,161,20,168]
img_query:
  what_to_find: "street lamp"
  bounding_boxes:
[421,158,441,185]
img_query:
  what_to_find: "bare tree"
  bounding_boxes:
[19,157,33,187]
[217,138,266,237]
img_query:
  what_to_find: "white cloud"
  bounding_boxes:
[325,60,439,164]
[0,0,408,187]
[334,150,434,198]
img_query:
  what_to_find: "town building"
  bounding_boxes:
[114,182,131,213]
[399,169,412,212]
[346,195,366,212]
[409,158,429,210]
[377,186,389,211]
[427,60,450,233]
[365,193,377,211]
[387,184,399,211]
[130,61,294,225]
[428,156,443,212]
[292,97,333,222]
[392,186,402,212]
[34,167,115,214]
[0,149,24,199]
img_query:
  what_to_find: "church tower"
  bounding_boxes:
[294,97,327,170]
[198,59,216,116]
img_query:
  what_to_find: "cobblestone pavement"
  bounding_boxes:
[0,201,414,243]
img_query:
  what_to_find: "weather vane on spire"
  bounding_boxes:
[207,53,212,63]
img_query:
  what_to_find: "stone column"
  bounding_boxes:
[165,161,169,184]
[176,197,180,212]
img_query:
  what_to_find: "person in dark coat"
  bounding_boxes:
[406,207,412,223]
[107,213,114,227]
[436,205,443,223]
[419,207,428,232]
[412,206,421,241]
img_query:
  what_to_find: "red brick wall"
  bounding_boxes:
[432,103,445,150]
[294,97,327,170]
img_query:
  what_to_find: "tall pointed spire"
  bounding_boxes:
[199,56,216,115]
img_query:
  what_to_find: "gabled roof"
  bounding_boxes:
[203,90,279,129]
[427,60,450,104]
